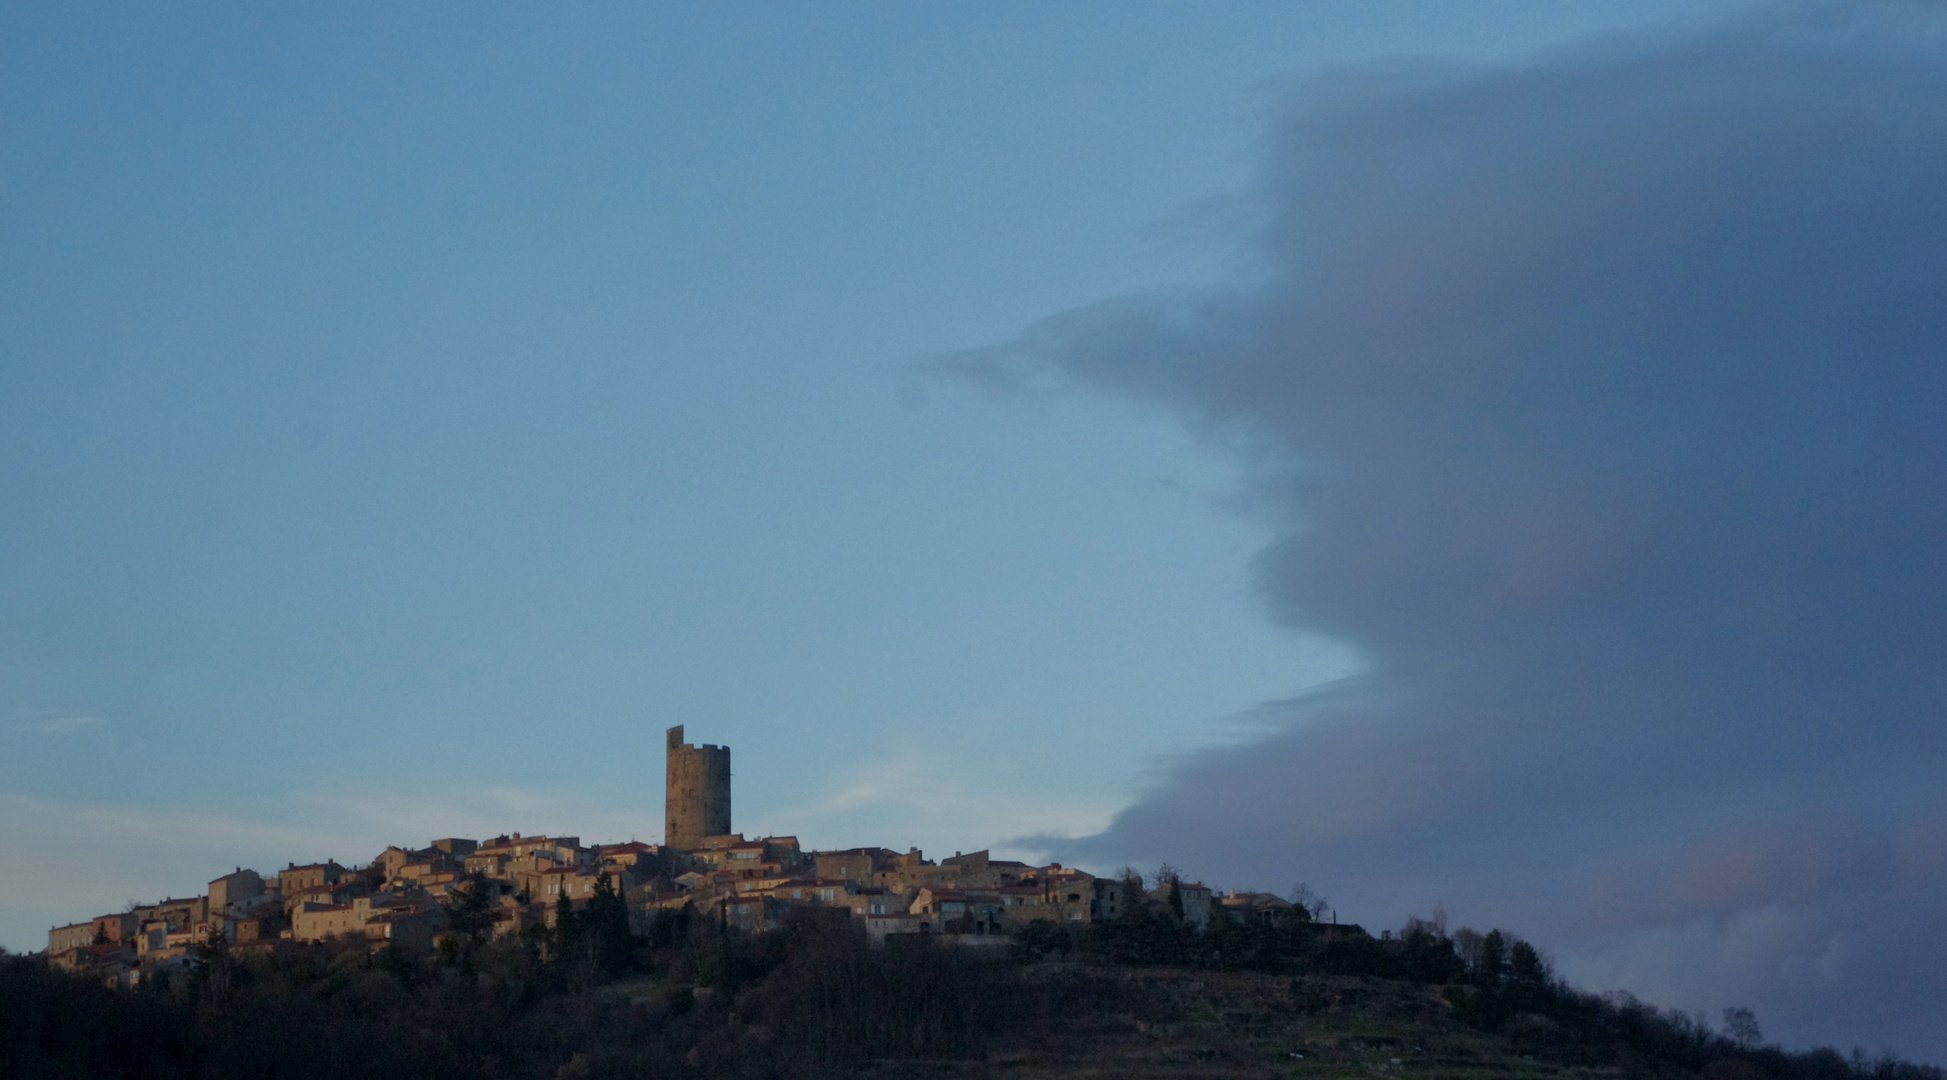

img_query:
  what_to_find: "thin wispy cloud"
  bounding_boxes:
[758,746,1121,864]
[10,709,108,735]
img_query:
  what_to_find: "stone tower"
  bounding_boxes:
[664,725,730,849]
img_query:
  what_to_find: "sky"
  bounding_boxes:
[10,0,1942,1061]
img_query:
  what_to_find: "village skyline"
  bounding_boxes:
[40,725,1321,987]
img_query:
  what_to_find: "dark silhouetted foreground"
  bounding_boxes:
[4,897,1940,1079]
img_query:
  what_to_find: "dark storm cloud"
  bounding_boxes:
[961,2,1947,1059]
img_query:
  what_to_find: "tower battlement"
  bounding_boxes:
[665,725,731,849]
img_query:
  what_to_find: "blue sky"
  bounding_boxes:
[36,0,1947,1059]
[1,0,1715,896]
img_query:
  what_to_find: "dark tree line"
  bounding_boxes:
[4,881,1940,1080]
[1012,874,1941,1080]
[0,903,1075,1080]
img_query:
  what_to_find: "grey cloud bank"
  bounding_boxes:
[968,2,1947,1060]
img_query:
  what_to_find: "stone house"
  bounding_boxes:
[92,912,140,944]
[47,921,97,955]
[464,850,513,878]
[1148,880,1215,930]
[1220,890,1292,925]
[875,851,942,891]
[941,850,1032,889]
[472,834,585,869]
[497,851,569,888]
[763,836,805,870]
[724,840,770,867]
[133,921,171,957]
[375,840,476,883]
[374,847,425,879]
[384,869,461,900]
[909,888,1003,935]
[821,886,897,917]
[525,865,625,903]
[1019,867,1105,923]
[1179,881,1213,930]
[293,894,435,943]
[278,861,346,895]
[284,880,367,914]
[120,896,210,957]
[596,841,660,875]
[428,837,478,860]
[763,879,853,905]
[292,903,358,942]
[361,905,442,949]
[730,869,800,895]
[208,868,264,914]
[393,860,442,883]
[50,941,134,974]
[814,847,894,884]
[993,885,1057,925]
[684,839,748,872]
[151,896,211,927]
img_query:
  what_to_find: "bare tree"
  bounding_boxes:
[1289,883,1330,921]
[1722,1007,1762,1048]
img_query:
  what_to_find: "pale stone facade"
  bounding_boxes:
[48,921,97,955]
[209,868,264,913]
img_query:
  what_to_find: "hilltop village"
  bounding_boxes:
[43,727,1299,987]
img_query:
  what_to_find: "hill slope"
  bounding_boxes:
[3,911,1937,1080]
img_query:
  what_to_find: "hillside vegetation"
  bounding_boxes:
[3,901,1937,1080]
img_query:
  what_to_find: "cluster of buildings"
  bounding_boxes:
[45,726,1301,986]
